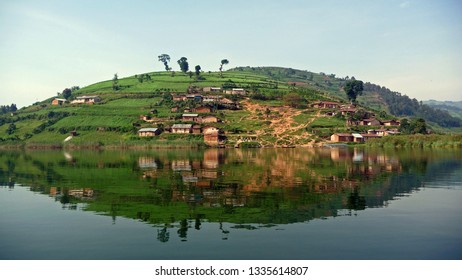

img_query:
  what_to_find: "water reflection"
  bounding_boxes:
[1,148,461,243]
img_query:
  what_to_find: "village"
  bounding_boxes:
[51,86,402,147]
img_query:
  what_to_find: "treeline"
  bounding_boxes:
[364,82,462,128]
[1,104,18,114]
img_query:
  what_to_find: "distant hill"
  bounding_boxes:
[423,100,462,120]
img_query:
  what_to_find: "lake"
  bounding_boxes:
[0,147,461,260]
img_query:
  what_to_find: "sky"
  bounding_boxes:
[1,0,461,108]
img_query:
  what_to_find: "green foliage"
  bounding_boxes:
[0,104,17,114]
[399,118,427,134]
[344,80,364,103]
[6,123,16,135]
[112,73,119,91]
[158,54,171,71]
[177,57,189,73]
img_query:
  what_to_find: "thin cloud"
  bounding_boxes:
[399,1,411,9]
[22,8,87,35]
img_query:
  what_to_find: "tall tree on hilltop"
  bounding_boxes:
[112,73,119,90]
[62,88,72,99]
[177,57,189,73]
[219,59,229,77]
[195,65,201,79]
[344,80,364,104]
[158,54,171,71]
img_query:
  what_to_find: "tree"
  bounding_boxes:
[6,123,16,135]
[112,73,119,90]
[219,59,229,77]
[195,65,201,78]
[412,118,427,134]
[62,88,72,99]
[158,54,171,71]
[344,80,364,104]
[177,57,189,73]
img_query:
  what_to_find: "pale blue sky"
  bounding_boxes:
[1,0,461,107]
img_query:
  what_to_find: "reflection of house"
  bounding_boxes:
[203,149,220,169]
[172,160,192,171]
[172,124,193,134]
[138,157,158,169]
[52,98,68,105]
[331,133,354,142]
[138,128,161,137]
[71,96,101,104]
[68,188,94,198]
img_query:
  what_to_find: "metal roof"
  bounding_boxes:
[138,128,158,132]
[172,124,193,129]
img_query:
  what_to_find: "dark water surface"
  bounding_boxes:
[0,148,461,259]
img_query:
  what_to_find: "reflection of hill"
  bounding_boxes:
[1,149,460,234]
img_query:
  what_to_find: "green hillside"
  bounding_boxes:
[0,67,461,149]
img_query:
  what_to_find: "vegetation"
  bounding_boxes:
[158,54,171,71]
[1,64,460,149]
[366,134,462,148]
[344,80,364,104]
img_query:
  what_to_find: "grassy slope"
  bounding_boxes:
[1,67,459,148]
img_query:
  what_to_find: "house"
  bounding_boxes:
[359,118,381,126]
[192,124,202,134]
[382,120,401,126]
[71,95,101,104]
[352,133,364,143]
[171,124,193,134]
[140,115,153,122]
[330,133,354,142]
[232,88,246,95]
[186,94,203,101]
[51,98,68,105]
[313,101,341,109]
[225,88,247,95]
[220,98,234,104]
[367,129,388,136]
[340,108,356,116]
[203,87,222,93]
[173,95,186,101]
[182,113,199,122]
[361,134,382,141]
[203,95,222,102]
[199,116,220,123]
[138,128,161,137]
[192,106,212,113]
[203,126,221,144]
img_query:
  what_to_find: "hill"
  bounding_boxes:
[423,100,462,120]
[0,67,461,149]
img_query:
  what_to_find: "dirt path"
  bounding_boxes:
[241,99,319,146]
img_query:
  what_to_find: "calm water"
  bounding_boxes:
[0,148,461,260]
